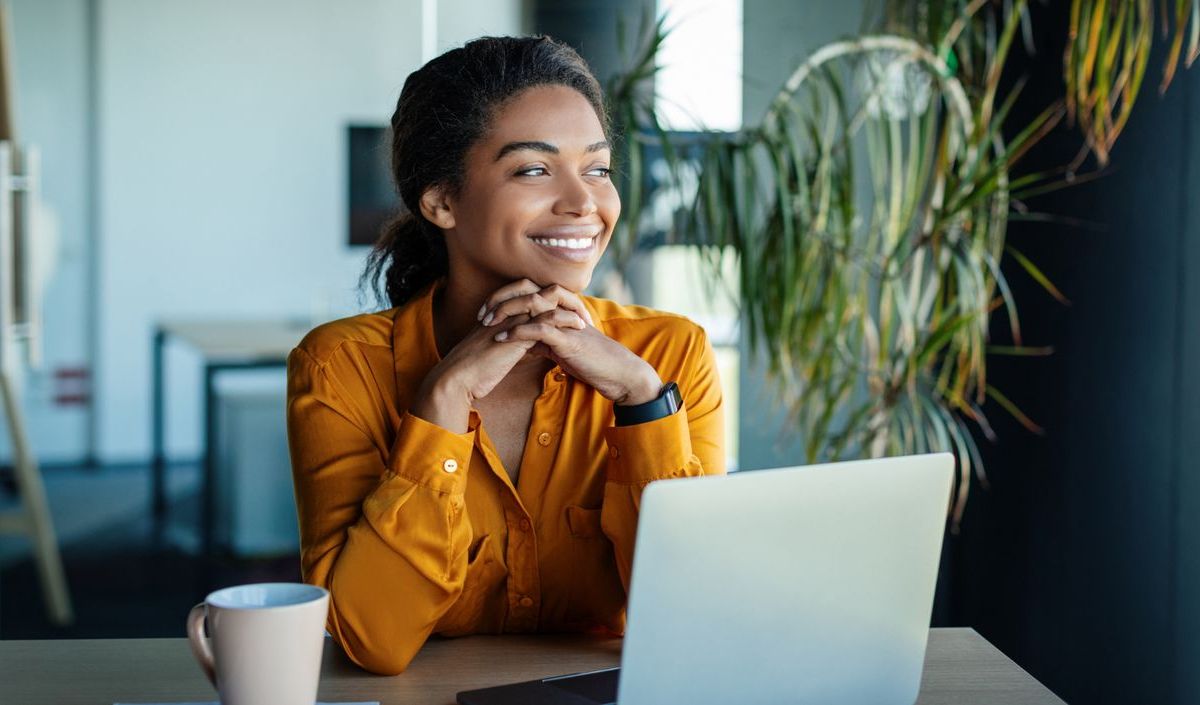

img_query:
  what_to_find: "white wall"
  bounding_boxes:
[2,0,91,464]
[95,0,524,463]
[437,0,529,54]
[97,0,403,462]
[0,0,524,466]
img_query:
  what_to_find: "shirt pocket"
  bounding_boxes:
[437,532,506,636]
[565,504,604,539]
[560,504,624,628]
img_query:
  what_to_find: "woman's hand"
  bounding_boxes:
[411,293,587,432]
[477,279,594,328]
[480,280,662,406]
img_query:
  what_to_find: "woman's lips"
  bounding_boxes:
[527,224,602,263]
[529,235,597,263]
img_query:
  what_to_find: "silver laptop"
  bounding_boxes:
[457,452,954,705]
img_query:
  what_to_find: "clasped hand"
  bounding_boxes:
[420,279,662,427]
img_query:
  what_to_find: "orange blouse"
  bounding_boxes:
[285,278,726,675]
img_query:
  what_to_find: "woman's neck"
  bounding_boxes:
[430,274,485,359]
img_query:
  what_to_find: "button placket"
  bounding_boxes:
[504,507,541,631]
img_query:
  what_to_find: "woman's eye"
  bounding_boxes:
[517,166,548,177]
[588,167,613,179]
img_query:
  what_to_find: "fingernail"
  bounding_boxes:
[482,312,494,326]
[477,304,487,320]
[495,331,508,341]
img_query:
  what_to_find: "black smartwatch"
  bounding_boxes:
[613,381,682,426]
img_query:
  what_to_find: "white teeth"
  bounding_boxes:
[533,237,593,250]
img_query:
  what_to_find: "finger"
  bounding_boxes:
[494,320,575,348]
[477,279,540,321]
[484,291,558,327]
[531,307,587,330]
[538,283,595,328]
[492,310,583,342]
[484,283,594,328]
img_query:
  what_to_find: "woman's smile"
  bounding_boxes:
[431,84,619,293]
[527,223,602,262]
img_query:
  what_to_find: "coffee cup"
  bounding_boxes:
[186,582,329,705]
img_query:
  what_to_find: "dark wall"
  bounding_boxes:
[532,0,650,87]
[952,4,1199,704]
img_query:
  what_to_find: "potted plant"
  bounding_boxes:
[603,0,1198,527]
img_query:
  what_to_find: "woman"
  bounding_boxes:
[286,35,725,676]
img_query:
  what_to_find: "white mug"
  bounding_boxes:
[187,582,330,705]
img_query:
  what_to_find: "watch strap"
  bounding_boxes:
[613,381,681,426]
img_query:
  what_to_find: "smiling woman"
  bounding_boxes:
[285,35,726,676]
[424,83,620,295]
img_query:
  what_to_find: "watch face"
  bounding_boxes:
[665,382,682,410]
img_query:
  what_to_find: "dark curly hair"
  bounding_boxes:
[360,35,613,309]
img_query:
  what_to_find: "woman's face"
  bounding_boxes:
[430,84,620,294]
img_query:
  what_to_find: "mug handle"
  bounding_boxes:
[186,602,217,686]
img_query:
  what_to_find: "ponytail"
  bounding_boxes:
[360,211,448,309]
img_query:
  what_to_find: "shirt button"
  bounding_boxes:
[609,446,620,459]
[519,518,532,532]
[553,372,566,382]
[442,458,459,473]
[537,432,552,446]
[519,596,534,608]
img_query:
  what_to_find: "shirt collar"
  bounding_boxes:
[391,276,444,395]
[391,276,482,432]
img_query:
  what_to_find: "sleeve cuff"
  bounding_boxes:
[603,406,693,485]
[385,409,477,494]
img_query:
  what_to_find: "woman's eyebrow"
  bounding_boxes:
[494,139,611,161]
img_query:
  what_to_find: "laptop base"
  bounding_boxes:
[456,666,619,705]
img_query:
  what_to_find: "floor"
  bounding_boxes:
[0,462,299,639]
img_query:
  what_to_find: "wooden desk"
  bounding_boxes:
[1,628,1063,704]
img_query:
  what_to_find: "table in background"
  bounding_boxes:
[150,318,313,556]
[0,628,1065,704]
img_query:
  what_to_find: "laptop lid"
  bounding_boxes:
[616,452,954,705]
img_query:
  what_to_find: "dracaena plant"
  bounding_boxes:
[604,0,1195,528]
[885,0,1200,165]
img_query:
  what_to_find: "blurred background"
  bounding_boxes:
[0,1,1197,704]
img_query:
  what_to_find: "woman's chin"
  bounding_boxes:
[521,269,591,294]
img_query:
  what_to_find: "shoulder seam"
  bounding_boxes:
[294,335,394,370]
[596,312,693,325]
[287,346,376,440]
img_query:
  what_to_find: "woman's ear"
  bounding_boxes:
[418,185,456,230]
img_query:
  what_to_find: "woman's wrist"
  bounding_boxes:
[411,373,473,434]
[615,367,663,406]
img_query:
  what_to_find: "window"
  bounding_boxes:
[656,0,743,132]
[648,0,743,469]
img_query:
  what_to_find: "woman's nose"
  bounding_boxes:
[553,174,598,217]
